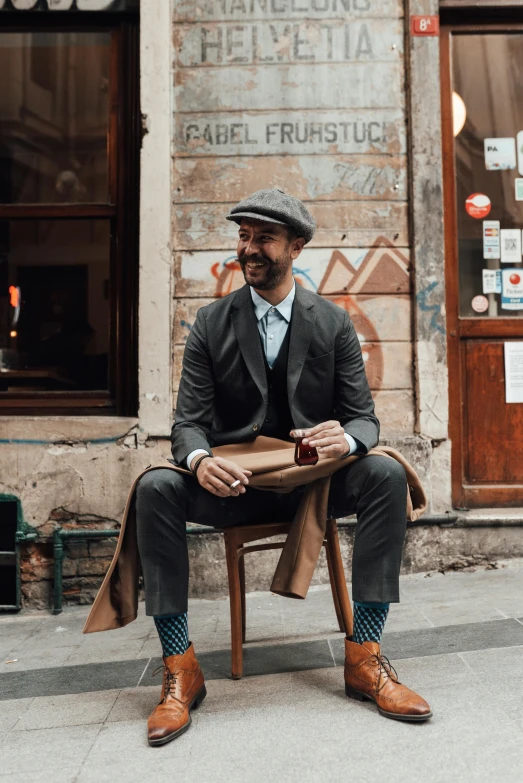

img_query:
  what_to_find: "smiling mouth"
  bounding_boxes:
[245,261,267,270]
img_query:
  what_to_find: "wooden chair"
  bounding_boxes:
[223,518,353,679]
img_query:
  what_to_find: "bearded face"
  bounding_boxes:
[236,220,300,292]
[238,245,293,290]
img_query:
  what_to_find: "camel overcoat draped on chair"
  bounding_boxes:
[83,436,427,634]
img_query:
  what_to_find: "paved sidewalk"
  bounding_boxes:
[1,562,523,782]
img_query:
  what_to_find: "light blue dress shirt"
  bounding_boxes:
[186,282,360,469]
[251,282,295,368]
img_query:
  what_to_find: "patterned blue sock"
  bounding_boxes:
[353,602,390,645]
[154,612,189,657]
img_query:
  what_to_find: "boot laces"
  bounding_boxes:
[368,653,399,693]
[152,665,178,700]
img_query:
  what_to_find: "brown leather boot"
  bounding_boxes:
[148,643,206,746]
[344,639,432,722]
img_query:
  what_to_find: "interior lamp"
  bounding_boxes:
[452,92,466,137]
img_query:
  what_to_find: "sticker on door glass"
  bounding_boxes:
[465,193,491,219]
[482,269,501,294]
[484,138,516,170]
[500,229,522,263]
[483,220,500,259]
[471,295,489,313]
[517,132,523,175]
[501,269,523,310]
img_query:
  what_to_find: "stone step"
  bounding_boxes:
[32,509,523,609]
[185,510,523,600]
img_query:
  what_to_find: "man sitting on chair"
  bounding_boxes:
[137,188,432,746]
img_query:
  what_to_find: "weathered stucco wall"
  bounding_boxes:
[0,417,172,606]
[172,0,415,436]
[138,0,173,436]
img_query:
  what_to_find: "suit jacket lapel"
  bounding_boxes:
[231,285,267,400]
[287,284,316,408]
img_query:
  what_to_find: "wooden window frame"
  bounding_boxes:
[0,11,139,416]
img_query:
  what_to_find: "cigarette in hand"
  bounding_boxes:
[230,479,241,489]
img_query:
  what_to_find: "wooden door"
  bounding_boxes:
[441,22,523,507]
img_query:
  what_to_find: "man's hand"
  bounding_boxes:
[191,455,252,498]
[295,421,349,459]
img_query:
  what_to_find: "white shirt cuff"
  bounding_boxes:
[342,433,359,457]
[186,448,211,471]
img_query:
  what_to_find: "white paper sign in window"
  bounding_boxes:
[504,342,523,403]
[484,137,516,170]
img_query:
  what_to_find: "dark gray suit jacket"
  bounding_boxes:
[171,283,379,465]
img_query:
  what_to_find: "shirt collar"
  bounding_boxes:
[250,282,296,323]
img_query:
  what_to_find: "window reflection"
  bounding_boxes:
[453,33,523,317]
[0,220,110,392]
[0,32,110,204]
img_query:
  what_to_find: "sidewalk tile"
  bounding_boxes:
[13,690,120,731]
[0,768,79,783]
[420,599,510,627]
[460,642,523,674]
[82,719,193,765]
[203,671,294,714]
[106,686,158,723]
[76,760,189,783]
[2,646,79,673]
[0,698,34,732]
[63,639,146,666]
[0,659,147,700]
[0,724,100,775]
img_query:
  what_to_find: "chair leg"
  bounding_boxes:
[326,519,353,638]
[239,553,246,643]
[325,541,344,633]
[223,532,244,679]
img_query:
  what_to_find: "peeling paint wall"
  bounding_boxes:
[138,0,173,436]
[408,0,448,447]
[0,417,172,607]
[172,0,414,436]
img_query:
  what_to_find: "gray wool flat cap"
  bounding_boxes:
[226,188,316,243]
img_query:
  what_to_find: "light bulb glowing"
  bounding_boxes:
[452,92,467,137]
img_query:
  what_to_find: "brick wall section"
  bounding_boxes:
[20,528,117,610]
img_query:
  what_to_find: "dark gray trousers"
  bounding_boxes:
[135,456,407,616]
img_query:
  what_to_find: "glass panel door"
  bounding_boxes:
[443,23,523,507]
[452,33,523,318]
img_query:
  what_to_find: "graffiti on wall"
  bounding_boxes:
[210,237,410,391]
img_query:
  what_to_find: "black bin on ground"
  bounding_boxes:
[0,495,35,612]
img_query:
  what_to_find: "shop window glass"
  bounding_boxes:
[0,219,110,393]
[452,33,523,317]
[0,15,138,416]
[0,31,110,204]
